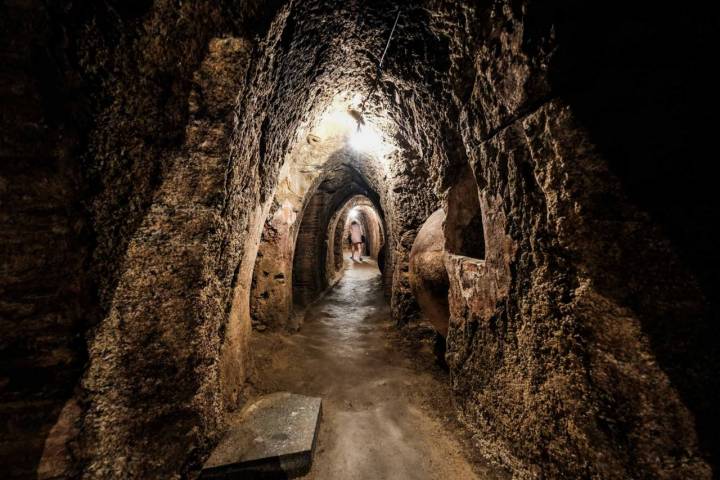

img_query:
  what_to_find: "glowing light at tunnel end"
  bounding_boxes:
[349,125,385,153]
[309,92,395,163]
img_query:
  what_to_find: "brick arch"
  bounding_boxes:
[291,168,384,307]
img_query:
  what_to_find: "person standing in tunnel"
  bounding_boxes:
[349,220,364,261]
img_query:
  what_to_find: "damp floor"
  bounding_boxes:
[250,259,505,479]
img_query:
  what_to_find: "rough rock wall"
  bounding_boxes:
[1,1,292,477]
[77,36,258,478]
[439,1,718,477]
[0,1,253,476]
[3,0,718,478]
[0,2,90,477]
[249,201,296,330]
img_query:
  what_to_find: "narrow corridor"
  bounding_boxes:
[251,260,499,479]
[3,2,717,478]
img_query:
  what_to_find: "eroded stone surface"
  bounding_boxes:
[202,393,321,479]
[2,1,718,479]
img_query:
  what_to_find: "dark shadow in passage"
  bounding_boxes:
[536,1,720,467]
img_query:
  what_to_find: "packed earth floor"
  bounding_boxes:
[251,259,504,479]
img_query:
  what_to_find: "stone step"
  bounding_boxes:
[201,392,322,479]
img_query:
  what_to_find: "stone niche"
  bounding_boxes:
[250,200,297,330]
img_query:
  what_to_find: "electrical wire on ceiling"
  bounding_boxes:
[349,7,401,131]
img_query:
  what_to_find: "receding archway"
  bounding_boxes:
[292,171,386,310]
[338,196,385,261]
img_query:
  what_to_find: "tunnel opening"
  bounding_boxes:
[341,199,385,262]
[292,180,386,309]
[249,89,395,333]
[444,167,486,261]
[3,1,718,478]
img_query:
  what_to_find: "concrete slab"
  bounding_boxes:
[201,392,322,479]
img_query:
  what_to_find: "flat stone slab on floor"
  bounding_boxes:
[201,392,322,479]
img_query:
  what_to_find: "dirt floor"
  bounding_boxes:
[249,259,507,479]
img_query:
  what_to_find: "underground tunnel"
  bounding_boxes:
[1,1,719,479]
